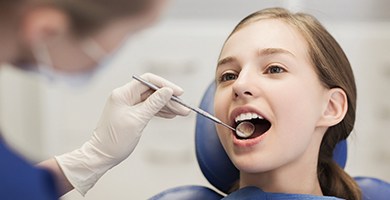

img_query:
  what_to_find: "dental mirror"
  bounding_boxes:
[236,121,255,138]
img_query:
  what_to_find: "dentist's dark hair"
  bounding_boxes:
[0,0,157,46]
[0,0,30,23]
[46,0,157,37]
[223,7,361,199]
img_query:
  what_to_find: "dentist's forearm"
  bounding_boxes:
[37,158,74,197]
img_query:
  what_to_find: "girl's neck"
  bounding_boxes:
[239,141,323,196]
[240,167,323,196]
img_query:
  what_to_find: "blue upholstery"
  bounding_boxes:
[149,185,223,200]
[195,81,239,194]
[150,81,390,200]
[356,176,390,200]
[222,186,343,200]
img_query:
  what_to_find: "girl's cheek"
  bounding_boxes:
[214,101,224,118]
[215,91,229,117]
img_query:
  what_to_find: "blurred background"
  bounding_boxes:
[0,0,389,199]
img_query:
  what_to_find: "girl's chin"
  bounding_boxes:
[231,155,271,173]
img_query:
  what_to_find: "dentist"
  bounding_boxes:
[0,0,189,199]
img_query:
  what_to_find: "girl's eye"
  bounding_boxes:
[266,65,285,74]
[219,72,238,82]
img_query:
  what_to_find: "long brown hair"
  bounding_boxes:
[224,7,361,199]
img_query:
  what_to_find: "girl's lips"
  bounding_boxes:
[232,126,268,147]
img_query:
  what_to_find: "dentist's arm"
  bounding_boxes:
[37,158,74,196]
[38,73,190,196]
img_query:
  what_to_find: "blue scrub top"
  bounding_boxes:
[222,186,343,200]
[0,135,59,200]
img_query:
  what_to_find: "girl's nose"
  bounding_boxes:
[232,69,258,99]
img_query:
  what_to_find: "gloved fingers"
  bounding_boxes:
[141,73,190,117]
[158,100,191,117]
[137,87,175,120]
[113,73,185,106]
[155,104,189,118]
[155,112,176,119]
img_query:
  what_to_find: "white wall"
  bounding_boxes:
[1,1,390,199]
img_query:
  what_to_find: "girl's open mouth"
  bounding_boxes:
[234,112,271,140]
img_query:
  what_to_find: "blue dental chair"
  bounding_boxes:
[150,82,390,200]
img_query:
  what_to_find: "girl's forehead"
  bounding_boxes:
[221,19,309,58]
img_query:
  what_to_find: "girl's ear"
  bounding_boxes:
[20,5,69,45]
[317,88,348,127]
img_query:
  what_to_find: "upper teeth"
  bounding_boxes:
[235,112,263,123]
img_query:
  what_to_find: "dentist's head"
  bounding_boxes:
[0,0,167,81]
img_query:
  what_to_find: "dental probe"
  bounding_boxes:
[132,75,237,133]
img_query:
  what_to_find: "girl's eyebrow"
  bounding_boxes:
[258,48,296,57]
[217,48,295,69]
[217,56,236,68]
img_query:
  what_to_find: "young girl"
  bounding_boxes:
[214,7,361,199]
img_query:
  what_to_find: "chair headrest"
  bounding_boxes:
[195,81,347,194]
[355,176,390,199]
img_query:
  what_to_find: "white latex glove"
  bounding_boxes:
[55,73,190,195]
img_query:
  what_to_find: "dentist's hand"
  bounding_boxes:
[54,73,190,195]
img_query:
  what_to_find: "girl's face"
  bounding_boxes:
[215,19,330,177]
